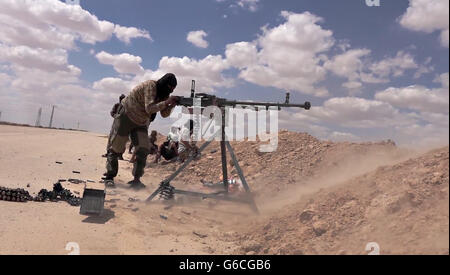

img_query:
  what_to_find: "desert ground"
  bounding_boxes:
[0,124,448,255]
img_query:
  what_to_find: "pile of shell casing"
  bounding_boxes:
[0,186,33,202]
[33,182,81,206]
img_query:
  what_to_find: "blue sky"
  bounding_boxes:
[74,0,447,85]
[0,0,448,148]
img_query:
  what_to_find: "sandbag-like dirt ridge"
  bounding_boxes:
[147,130,407,198]
[223,147,449,255]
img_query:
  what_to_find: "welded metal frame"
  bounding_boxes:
[145,107,259,213]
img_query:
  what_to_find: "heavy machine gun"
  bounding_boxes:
[175,81,311,111]
[146,80,311,213]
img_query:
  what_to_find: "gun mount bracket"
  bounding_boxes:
[146,108,259,214]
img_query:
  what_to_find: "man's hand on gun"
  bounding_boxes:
[166,96,180,108]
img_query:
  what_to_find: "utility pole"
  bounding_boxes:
[35,108,42,127]
[77,121,80,130]
[49,105,56,128]
[0,111,2,122]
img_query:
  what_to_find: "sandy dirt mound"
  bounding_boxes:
[0,125,447,255]
[228,147,449,255]
[147,130,409,198]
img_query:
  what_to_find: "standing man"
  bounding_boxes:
[102,94,126,158]
[102,73,179,188]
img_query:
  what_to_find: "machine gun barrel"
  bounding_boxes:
[230,100,311,110]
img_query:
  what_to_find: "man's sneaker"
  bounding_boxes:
[127,179,146,189]
[104,180,116,188]
[101,176,116,188]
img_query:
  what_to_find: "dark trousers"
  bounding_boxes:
[105,108,151,179]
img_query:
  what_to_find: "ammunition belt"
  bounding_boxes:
[0,183,81,206]
[0,186,32,202]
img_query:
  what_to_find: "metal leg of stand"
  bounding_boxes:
[146,185,164,202]
[220,109,228,193]
[225,141,250,192]
[173,189,251,203]
[225,141,259,214]
[202,117,214,137]
[146,128,220,202]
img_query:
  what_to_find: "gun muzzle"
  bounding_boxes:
[304,102,311,110]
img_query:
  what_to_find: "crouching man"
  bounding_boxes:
[177,119,199,163]
[102,73,179,189]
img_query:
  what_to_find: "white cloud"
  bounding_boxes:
[0,14,77,50]
[279,94,448,147]
[342,81,363,95]
[393,123,449,149]
[362,75,450,147]
[157,55,234,95]
[0,72,12,86]
[237,0,260,12]
[219,0,260,12]
[375,84,449,114]
[414,57,434,79]
[305,97,416,128]
[359,72,389,84]
[369,51,418,78]
[0,0,114,46]
[337,40,351,52]
[93,54,234,97]
[0,64,124,133]
[434,72,449,88]
[0,44,75,73]
[324,49,371,80]
[399,0,449,47]
[399,0,449,32]
[0,0,151,50]
[440,29,449,48]
[186,30,209,48]
[324,48,373,89]
[225,41,258,69]
[419,112,449,127]
[114,25,152,44]
[9,65,81,93]
[278,110,331,139]
[226,11,334,97]
[95,51,144,75]
[93,77,132,94]
[328,131,361,142]
[0,0,153,133]
[325,49,432,93]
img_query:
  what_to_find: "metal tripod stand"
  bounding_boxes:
[146,107,259,213]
